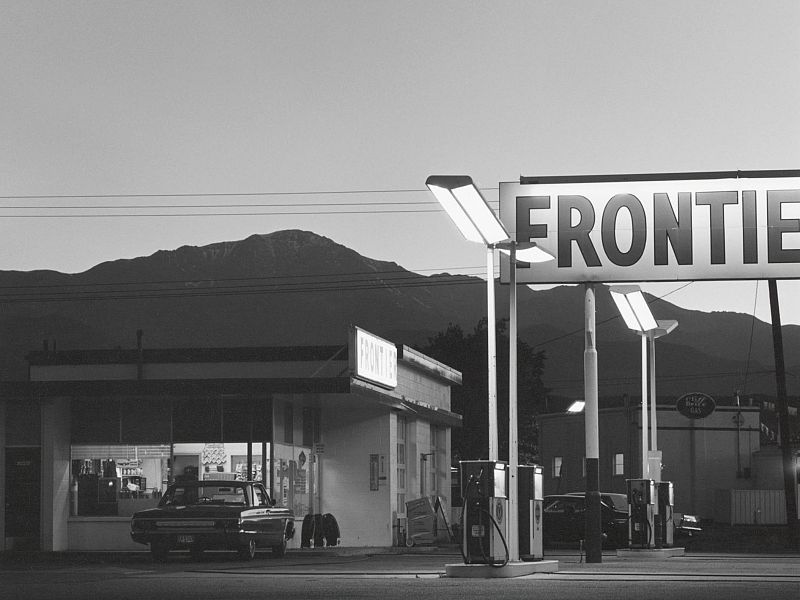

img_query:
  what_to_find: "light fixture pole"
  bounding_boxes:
[426,176,509,462]
[610,286,677,479]
[486,247,499,461]
[427,175,554,564]
[496,238,554,562]
[642,320,678,481]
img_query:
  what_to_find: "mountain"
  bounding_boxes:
[1,229,798,400]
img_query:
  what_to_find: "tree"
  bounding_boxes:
[417,319,549,465]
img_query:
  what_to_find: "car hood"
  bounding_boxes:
[132,505,254,519]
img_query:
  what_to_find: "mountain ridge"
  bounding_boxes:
[2,229,797,399]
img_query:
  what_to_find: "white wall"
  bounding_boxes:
[320,398,391,546]
[659,406,761,519]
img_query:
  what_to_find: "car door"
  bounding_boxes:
[543,497,583,544]
[563,497,585,541]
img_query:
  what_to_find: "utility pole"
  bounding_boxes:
[583,284,602,562]
[767,279,799,548]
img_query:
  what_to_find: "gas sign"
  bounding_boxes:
[499,171,800,284]
[676,392,716,419]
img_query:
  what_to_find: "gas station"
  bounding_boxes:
[428,170,800,576]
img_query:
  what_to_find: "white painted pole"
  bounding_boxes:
[649,335,658,455]
[487,247,498,462]
[641,334,649,479]
[508,244,519,562]
[584,283,602,562]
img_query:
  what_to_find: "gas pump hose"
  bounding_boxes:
[459,474,509,568]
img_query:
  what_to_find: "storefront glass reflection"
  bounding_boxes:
[272,443,318,516]
[70,442,266,517]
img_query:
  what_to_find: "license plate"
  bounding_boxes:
[177,535,194,544]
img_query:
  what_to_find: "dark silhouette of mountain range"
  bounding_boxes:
[2,229,797,400]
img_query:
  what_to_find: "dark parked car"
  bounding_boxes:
[543,493,629,548]
[131,480,295,561]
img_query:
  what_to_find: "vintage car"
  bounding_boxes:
[130,480,295,561]
[543,493,630,548]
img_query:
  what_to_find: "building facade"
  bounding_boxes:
[1,327,461,551]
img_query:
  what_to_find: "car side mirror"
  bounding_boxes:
[270,498,276,507]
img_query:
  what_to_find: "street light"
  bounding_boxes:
[643,319,678,480]
[426,175,507,462]
[610,286,677,480]
[426,175,554,564]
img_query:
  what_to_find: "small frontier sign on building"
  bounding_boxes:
[349,326,398,389]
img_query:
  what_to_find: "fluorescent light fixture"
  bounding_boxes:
[651,319,678,339]
[426,175,509,245]
[497,242,556,264]
[610,285,658,332]
[567,400,585,413]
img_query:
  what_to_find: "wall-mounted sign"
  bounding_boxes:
[676,392,716,419]
[350,326,397,389]
[499,171,800,284]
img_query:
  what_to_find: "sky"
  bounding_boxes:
[2,1,800,324]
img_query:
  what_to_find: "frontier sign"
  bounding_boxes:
[499,170,800,284]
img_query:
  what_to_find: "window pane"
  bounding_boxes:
[71,444,170,517]
[552,456,562,478]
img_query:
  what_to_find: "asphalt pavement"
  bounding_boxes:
[1,547,799,600]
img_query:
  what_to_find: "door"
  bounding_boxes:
[4,447,41,550]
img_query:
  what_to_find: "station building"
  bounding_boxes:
[0,326,461,551]
[539,399,799,524]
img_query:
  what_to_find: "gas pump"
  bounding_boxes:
[655,481,675,548]
[459,460,509,565]
[627,478,656,549]
[517,464,544,561]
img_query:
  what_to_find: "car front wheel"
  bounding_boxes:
[238,537,256,561]
[272,537,287,558]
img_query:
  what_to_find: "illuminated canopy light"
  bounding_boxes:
[651,319,679,339]
[567,400,586,413]
[426,175,509,245]
[498,242,556,264]
[610,285,658,332]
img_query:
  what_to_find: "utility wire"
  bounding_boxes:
[0,186,499,200]
[0,209,446,218]
[742,281,760,395]
[0,265,484,291]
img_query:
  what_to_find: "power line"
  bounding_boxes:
[0,265,485,291]
[0,186,500,200]
[0,188,430,200]
[0,269,489,303]
[0,201,438,209]
[0,208,445,218]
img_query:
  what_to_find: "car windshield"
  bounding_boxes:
[160,484,248,507]
[544,498,584,514]
[603,494,629,512]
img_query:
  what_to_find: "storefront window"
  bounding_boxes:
[69,395,273,518]
[270,402,319,517]
[70,442,268,517]
[70,444,170,517]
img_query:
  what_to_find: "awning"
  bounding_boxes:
[350,378,463,428]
